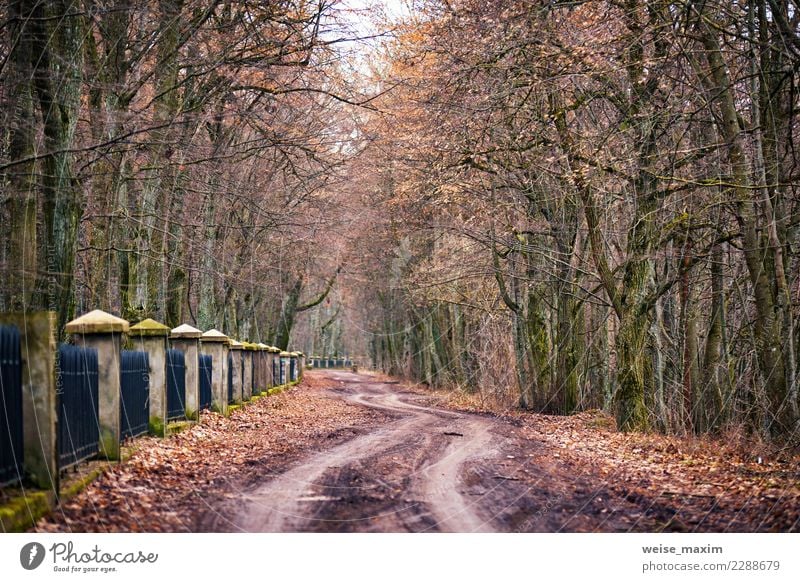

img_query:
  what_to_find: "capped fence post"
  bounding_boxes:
[170,324,202,420]
[264,346,274,389]
[289,352,298,382]
[251,343,262,394]
[229,340,244,404]
[266,346,274,388]
[201,329,230,414]
[254,343,267,393]
[268,346,281,387]
[264,344,273,389]
[65,309,129,461]
[270,348,278,389]
[298,352,306,379]
[0,312,58,489]
[242,342,255,399]
[279,351,291,385]
[129,318,170,437]
[260,344,269,392]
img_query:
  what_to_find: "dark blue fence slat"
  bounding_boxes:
[120,350,150,441]
[199,354,212,410]
[272,358,278,387]
[251,355,259,396]
[0,325,23,485]
[166,349,185,421]
[57,345,99,469]
[227,352,234,404]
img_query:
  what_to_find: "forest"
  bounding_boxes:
[2,0,799,442]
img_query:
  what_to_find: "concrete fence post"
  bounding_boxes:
[267,348,276,389]
[264,347,274,388]
[264,346,272,389]
[242,343,255,400]
[201,329,230,414]
[169,324,202,420]
[294,352,302,380]
[0,312,58,489]
[255,343,268,393]
[128,318,170,437]
[289,352,298,382]
[253,343,260,394]
[251,344,261,394]
[229,340,244,404]
[279,351,290,385]
[65,309,129,461]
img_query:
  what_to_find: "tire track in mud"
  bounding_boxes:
[227,372,500,532]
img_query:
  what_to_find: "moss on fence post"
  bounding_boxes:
[129,318,170,437]
[170,324,202,421]
[201,329,230,415]
[0,312,58,490]
[65,310,129,461]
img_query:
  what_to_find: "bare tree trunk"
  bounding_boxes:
[2,0,38,310]
[695,10,793,436]
[702,236,726,431]
[32,0,84,334]
[680,237,700,433]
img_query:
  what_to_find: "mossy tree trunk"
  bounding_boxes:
[700,233,726,432]
[2,0,38,311]
[31,0,84,334]
[274,268,340,349]
[84,0,134,313]
[693,7,796,436]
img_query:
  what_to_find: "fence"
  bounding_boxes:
[1,310,307,492]
[227,352,234,404]
[57,345,100,469]
[199,354,212,410]
[120,350,150,441]
[280,357,288,385]
[166,349,186,421]
[251,355,260,396]
[0,325,23,486]
[310,358,351,369]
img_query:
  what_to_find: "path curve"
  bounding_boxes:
[229,371,499,532]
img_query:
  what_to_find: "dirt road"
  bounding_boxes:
[207,372,497,532]
[205,371,691,533]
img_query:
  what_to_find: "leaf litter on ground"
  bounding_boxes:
[36,374,387,532]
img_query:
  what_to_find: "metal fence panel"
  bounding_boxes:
[251,355,259,396]
[199,354,212,410]
[0,325,23,486]
[57,344,99,469]
[166,349,186,421]
[120,350,150,440]
[227,352,234,404]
